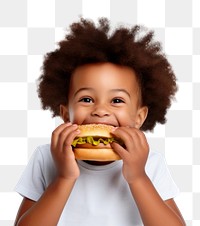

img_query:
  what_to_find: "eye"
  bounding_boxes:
[112,98,125,104]
[79,97,93,103]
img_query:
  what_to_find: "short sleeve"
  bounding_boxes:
[15,147,46,201]
[145,151,180,201]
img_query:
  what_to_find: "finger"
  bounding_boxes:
[62,126,81,152]
[111,142,129,161]
[138,130,149,150]
[126,128,149,153]
[57,124,80,152]
[112,127,138,153]
[113,127,149,157]
[51,122,72,149]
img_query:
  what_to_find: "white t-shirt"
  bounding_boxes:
[15,144,179,226]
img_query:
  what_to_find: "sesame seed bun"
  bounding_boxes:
[77,124,114,137]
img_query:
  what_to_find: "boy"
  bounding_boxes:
[14,18,185,225]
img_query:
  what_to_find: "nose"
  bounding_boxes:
[91,103,111,118]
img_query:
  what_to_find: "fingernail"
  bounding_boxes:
[66,122,72,126]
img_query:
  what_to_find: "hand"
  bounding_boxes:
[51,123,80,181]
[111,127,149,184]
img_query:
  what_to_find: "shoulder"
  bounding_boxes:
[20,144,55,181]
[146,150,164,166]
[31,144,55,172]
[145,150,180,200]
[34,144,51,156]
[15,144,56,200]
[31,144,52,164]
[145,151,169,178]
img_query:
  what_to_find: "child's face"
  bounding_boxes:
[61,63,148,128]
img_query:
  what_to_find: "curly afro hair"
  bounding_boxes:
[38,17,177,131]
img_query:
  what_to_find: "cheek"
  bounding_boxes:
[68,106,88,124]
[68,104,77,123]
[68,109,79,123]
[115,109,135,127]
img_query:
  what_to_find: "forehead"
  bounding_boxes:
[70,63,139,91]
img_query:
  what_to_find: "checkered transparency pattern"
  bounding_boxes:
[0,0,199,225]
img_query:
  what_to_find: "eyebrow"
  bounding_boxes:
[109,89,130,97]
[74,87,131,98]
[74,87,94,97]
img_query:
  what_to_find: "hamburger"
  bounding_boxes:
[71,124,122,161]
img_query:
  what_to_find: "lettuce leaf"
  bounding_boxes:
[72,136,117,147]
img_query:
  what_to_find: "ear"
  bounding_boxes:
[134,106,148,129]
[60,105,69,123]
